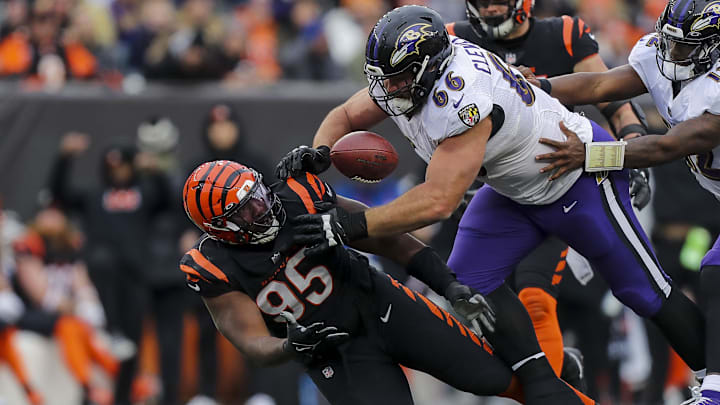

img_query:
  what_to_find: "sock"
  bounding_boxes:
[54,316,91,386]
[651,287,706,371]
[702,374,720,396]
[701,266,720,372]
[519,287,564,375]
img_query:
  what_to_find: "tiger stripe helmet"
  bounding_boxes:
[183,160,285,245]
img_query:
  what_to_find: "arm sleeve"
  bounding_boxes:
[567,16,599,64]
[180,247,234,298]
[628,34,658,94]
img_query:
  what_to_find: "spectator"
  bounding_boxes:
[49,132,170,405]
[0,0,29,40]
[0,4,97,86]
[278,0,341,80]
[12,205,118,405]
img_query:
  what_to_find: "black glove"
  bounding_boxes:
[291,202,368,256]
[279,311,349,363]
[629,168,651,210]
[275,145,332,180]
[445,281,496,337]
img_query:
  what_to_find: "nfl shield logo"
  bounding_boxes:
[458,103,481,127]
[322,366,334,379]
[505,52,517,64]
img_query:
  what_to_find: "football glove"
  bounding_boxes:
[275,145,332,180]
[291,202,368,256]
[279,311,349,363]
[445,281,496,337]
[629,168,651,210]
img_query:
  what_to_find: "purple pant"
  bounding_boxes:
[702,236,720,268]
[448,122,671,317]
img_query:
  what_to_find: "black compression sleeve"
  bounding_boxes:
[405,247,457,296]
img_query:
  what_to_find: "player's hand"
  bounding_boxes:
[275,145,332,180]
[629,168,651,210]
[291,202,367,256]
[444,281,496,336]
[279,311,349,362]
[536,122,585,180]
[516,65,539,87]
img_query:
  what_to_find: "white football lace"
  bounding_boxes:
[351,176,381,184]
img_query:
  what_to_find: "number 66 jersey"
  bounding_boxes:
[179,173,370,338]
[388,36,595,205]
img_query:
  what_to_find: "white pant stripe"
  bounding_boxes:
[601,179,671,298]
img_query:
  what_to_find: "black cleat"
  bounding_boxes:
[560,347,587,393]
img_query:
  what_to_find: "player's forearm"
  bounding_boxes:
[364,183,461,238]
[606,103,641,138]
[549,72,607,105]
[313,105,354,148]
[222,331,292,366]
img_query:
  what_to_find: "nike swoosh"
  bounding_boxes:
[453,94,465,108]
[380,304,392,323]
[187,282,200,292]
[563,201,578,214]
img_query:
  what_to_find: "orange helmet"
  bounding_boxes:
[183,160,284,245]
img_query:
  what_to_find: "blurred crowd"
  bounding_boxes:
[0,0,673,91]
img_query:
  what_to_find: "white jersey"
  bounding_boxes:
[388,36,593,205]
[629,33,720,200]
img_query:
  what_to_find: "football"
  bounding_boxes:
[330,131,398,183]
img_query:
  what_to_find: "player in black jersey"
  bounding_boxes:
[440,0,652,392]
[179,160,594,405]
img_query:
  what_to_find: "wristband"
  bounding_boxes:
[585,141,626,172]
[538,78,552,94]
[616,123,647,139]
[346,211,369,241]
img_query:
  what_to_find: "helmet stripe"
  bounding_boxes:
[208,163,234,217]
[373,20,390,59]
[672,0,693,26]
[219,169,242,214]
[196,161,218,220]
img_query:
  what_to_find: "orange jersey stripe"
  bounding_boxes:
[446,22,456,36]
[180,264,211,283]
[417,293,445,321]
[561,16,574,58]
[188,249,230,283]
[287,177,317,213]
[305,172,323,199]
[577,18,586,39]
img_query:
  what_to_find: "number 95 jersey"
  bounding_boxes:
[389,36,594,205]
[179,173,369,338]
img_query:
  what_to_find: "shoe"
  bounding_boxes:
[682,386,720,405]
[560,347,587,393]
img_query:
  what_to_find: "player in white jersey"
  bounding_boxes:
[276,5,704,403]
[525,0,720,402]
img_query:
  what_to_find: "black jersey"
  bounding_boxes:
[447,16,599,78]
[179,173,371,338]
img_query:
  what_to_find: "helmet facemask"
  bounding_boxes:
[656,2,720,81]
[205,173,285,245]
[466,0,528,39]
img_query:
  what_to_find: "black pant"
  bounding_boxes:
[308,272,513,405]
[85,246,148,405]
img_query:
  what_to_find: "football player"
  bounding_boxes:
[522,0,720,402]
[277,5,706,403]
[445,0,650,390]
[180,160,593,405]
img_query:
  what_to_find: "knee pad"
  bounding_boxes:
[519,287,556,323]
[700,266,720,298]
[612,287,664,318]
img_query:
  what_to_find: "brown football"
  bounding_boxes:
[330,131,398,183]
